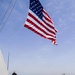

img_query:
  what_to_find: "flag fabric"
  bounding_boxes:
[24,0,57,44]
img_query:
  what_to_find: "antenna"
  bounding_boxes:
[7,53,10,70]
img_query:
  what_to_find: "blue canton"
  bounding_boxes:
[29,0,43,20]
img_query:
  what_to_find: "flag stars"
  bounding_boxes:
[30,0,43,20]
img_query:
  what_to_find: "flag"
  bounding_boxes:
[24,0,57,44]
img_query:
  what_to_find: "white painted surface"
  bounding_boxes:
[0,50,9,75]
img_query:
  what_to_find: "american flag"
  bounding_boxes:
[24,0,57,44]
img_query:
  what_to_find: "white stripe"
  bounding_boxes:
[46,35,56,39]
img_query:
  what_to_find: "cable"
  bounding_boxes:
[0,0,12,31]
[0,0,12,21]
[0,0,24,49]
[0,0,17,31]
[0,0,4,7]
[0,0,4,17]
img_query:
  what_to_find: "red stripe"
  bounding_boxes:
[24,24,56,41]
[28,13,56,35]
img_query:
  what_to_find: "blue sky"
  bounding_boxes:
[0,0,75,75]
